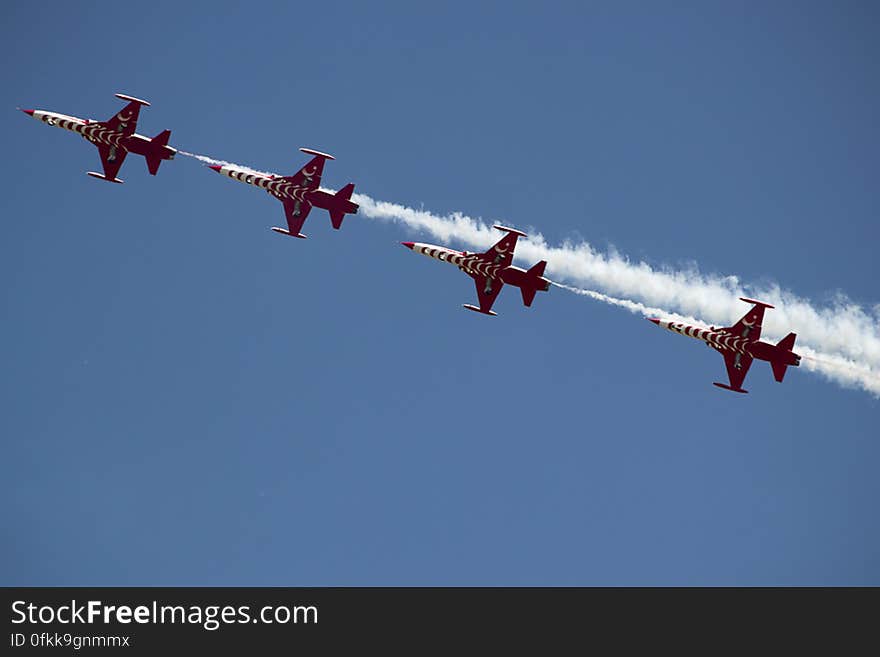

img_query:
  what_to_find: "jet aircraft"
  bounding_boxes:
[207,149,358,239]
[401,225,551,316]
[648,298,801,393]
[20,93,176,182]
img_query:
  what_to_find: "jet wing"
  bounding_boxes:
[476,231,520,268]
[716,350,753,393]
[278,154,327,190]
[281,198,312,237]
[468,274,504,315]
[97,144,127,182]
[724,302,768,341]
[98,99,142,136]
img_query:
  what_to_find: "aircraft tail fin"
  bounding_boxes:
[776,332,797,352]
[520,260,550,307]
[771,332,798,382]
[328,183,358,229]
[146,155,162,175]
[145,129,173,175]
[521,286,538,307]
[771,361,788,383]
[152,129,171,148]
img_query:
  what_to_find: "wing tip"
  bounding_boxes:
[462,304,497,316]
[86,171,123,184]
[713,382,749,394]
[299,147,335,160]
[114,93,151,107]
[271,227,307,239]
[492,224,527,237]
[739,297,775,309]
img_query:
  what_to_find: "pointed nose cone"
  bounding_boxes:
[647,318,661,325]
[400,241,415,250]
[207,165,222,172]
[19,108,34,116]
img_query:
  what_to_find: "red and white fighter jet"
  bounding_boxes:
[19,93,176,183]
[207,149,358,239]
[648,298,801,393]
[401,225,551,316]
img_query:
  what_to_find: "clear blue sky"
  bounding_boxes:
[2,1,878,585]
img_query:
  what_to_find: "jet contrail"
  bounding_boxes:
[351,193,880,392]
[551,282,880,396]
[551,281,702,325]
[797,348,880,397]
[178,150,275,177]
[175,155,879,396]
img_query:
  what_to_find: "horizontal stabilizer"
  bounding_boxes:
[271,227,307,239]
[527,260,547,279]
[152,129,171,147]
[146,156,162,175]
[520,260,550,307]
[776,332,797,352]
[329,183,357,229]
[86,171,123,184]
[335,182,355,201]
[771,361,788,383]
[713,382,748,394]
[462,304,497,317]
[772,332,798,382]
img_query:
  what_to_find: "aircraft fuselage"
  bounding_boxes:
[649,319,801,367]
[24,110,176,162]
[210,164,341,212]
[405,241,551,291]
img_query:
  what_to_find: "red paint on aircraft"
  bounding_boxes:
[401,226,551,316]
[206,148,358,239]
[647,298,801,393]
[20,93,177,181]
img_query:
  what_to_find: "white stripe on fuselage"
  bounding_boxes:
[32,110,87,133]
[218,166,312,201]
[31,110,128,149]
[410,242,502,279]
[656,319,750,354]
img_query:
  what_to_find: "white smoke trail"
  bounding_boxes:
[178,150,276,177]
[551,282,703,325]
[552,282,880,396]
[175,157,879,396]
[798,348,880,397]
[352,193,880,381]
